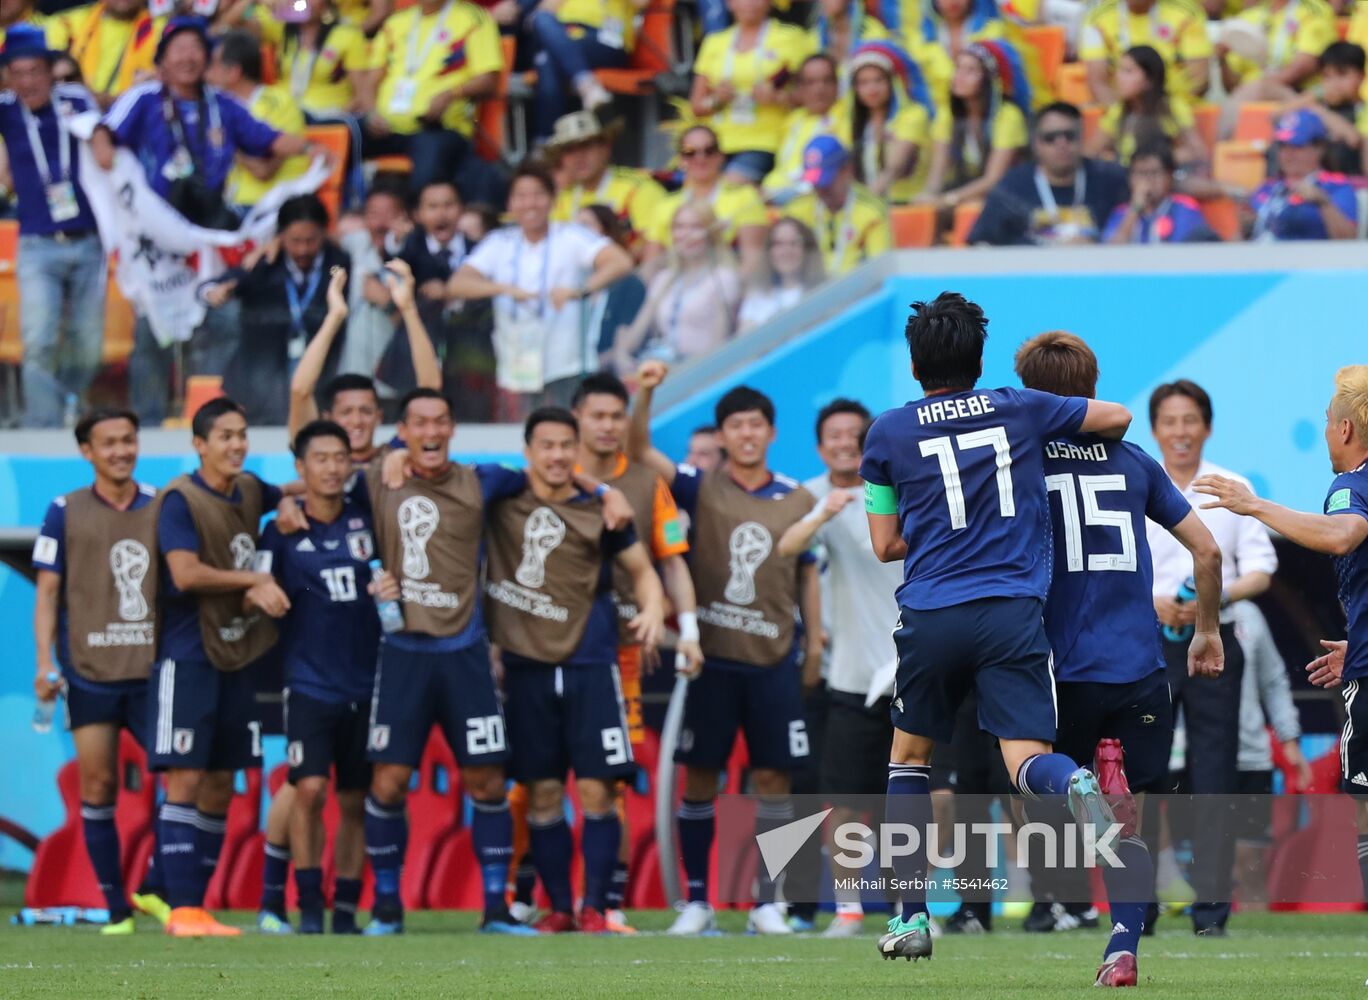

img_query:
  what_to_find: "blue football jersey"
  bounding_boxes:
[1041,436,1191,684]
[1326,462,1368,682]
[861,386,1088,611]
[259,507,380,704]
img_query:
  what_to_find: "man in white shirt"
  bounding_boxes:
[778,399,903,938]
[1145,379,1277,936]
[449,161,633,414]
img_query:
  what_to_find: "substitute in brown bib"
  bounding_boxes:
[486,407,664,930]
[31,408,160,929]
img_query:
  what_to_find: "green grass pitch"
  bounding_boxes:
[2,910,1367,998]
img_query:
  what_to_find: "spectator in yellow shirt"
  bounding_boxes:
[1,0,68,47]
[763,54,851,204]
[1218,0,1337,112]
[208,30,311,213]
[546,110,665,253]
[689,0,810,184]
[642,124,769,274]
[848,43,933,203]
[1087,45,1207,167]
[334,0,390,36]
[527,0,644,145]
[243,0,375,120]
[1080,0,1212,105]
[782,136,891,275]
[918,41,1030,212]
[362,0,507,204]
[62,0,164,110]
[808,0,890,92]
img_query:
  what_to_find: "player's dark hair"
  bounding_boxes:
[511,160,557,197]
[191,397,246,440]
[1035,100,1082,126]
[572,372,630,410]
[215,29,262,83]
[414,178,461,211]
[292,419,350,458]
[715,386,775,428]
[75,407,139,446]
[815,398,871,443]
[398,387,452,422]
[322,373,379,412]
[524,406,579,443]
[905,292,987,392]
[1014,331,1099,399]
[1148,378,1212,428]
[277,193,330,232]
[1320,40,1366,73]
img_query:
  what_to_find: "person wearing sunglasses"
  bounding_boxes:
[968,101,1130,246]
[642,124,769,276]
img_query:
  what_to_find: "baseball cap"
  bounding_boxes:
[1273,109,1328,147]
[801,136,850,189]
[0,24,58,65]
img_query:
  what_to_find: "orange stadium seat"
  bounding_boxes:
[1233,102,1279,144]
[1213,140,1268,189]
[950,201,983,247]
[1192,103,1219,150]
[1200,196,1242,241]
[890,204,936,247]
[595,0,677,96]
[474,36,517,161]
[1055,62,1092,107]
[1082,104,1103,147]
[103,262,135,365]
[1338,16,1350,40]
[261,43,278,85]
[1022,24,1066,88]
[305,123,350,225]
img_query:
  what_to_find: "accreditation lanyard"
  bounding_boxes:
[286,256,326,360]
[162,86,224,172]
[510,230,553,319]
[815,192,857,267]
[723,20,770,120]
[405,0,455,75]
[569,172,614,217]
[1034,167,1086,221]
[21,101,70,188]
[286,29,325,100]
[1269,0,1300,68]
[1117,3,1160,52]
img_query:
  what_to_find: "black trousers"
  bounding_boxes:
[1156,620,1246,930]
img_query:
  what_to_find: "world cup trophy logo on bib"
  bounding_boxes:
[229,532,256,571]
[397,496,440,579]
[515,506,565,589]
[109,538,150,621]
[724,521,771,605]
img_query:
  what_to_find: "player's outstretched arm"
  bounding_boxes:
[387,259,442,391]
[1194,474,1368,557]
[627,361,678,485]
[778,489,852,557]
[288,266,350,443]
[659,554,703,677]
[1078,399,1133,440]
[618,542,665,655]
[1170,510,1225,678]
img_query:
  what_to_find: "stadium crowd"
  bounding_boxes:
[1,0,1367,426]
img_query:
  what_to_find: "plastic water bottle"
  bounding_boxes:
[369,560,405,634]
[32,670,61,733]
[62,393,79,429]
[1162,577,1198,643]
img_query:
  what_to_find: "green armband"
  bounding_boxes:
[864,481,898,515]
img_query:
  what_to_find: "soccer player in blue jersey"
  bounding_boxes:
[32,409,161,935]
[860,293,1134,962]
[629,361,823,937]
[1194,364,1368,907]
[257,420,386,934]
[1016,332,1225,986]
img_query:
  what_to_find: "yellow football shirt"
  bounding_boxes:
[257,13,375,117]
[1079,0,1212,98]
[556,0,638,52]
[1226,0,1337,86]
[855,101,931,203]
[372,1,503,137]
[929,100,1029,183]
[62,5,164,98]
[552,166,666,240]
[1,12,69,49]
[763,104,853,196]
[782,183,890,275]
[693,19,811,154]
[645,183,770,248]
[1099,98,1194,164]
[226,84,311,209]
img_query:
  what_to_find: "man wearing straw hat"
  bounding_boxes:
[548,111,664,252]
